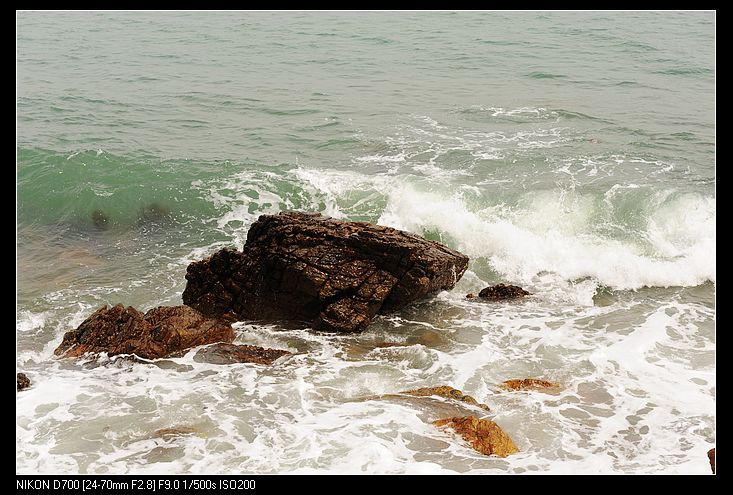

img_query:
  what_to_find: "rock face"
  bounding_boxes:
[473,283,529,301]
[433,416,519,457]
[708,448,715,474]
[501,378,561,393]
[193,343,291,365]
[401,386,490,411]
[54,304,235,359]
[182,212,469,332]
[17,373,31,391]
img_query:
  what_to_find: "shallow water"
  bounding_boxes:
[17,11,714,474]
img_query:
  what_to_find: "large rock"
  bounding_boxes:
[433,416,519,457]
[182,212,469,332]
[54,304,235,359]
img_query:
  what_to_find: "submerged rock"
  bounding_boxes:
[182,212,469,332]
[401,386,490,411]
[353,386,491,419]
[193,343,292,365]
[501,378,562,393]
[17,373,31,391]
[708,448,715,474]
[473,283,530,301]
[153,426,198,439]
[54,304,235,359]
[138,202,171,224]
[91,210,110,230]
[433,416,519,457]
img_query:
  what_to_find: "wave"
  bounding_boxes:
[19,146,715,292]
[283,167,716,291]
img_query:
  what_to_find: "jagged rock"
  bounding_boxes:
[401,386,490,411]
[708,448,715,474]
[17,373,31,391]
[54,304,235,359]
[193,343,291,365]
[501,378,562,393]
[473,283,530,301]
[182,212,469,332]
[433,416,519,457]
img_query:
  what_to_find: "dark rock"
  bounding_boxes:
[475,283,530,301]
[193,343,292,365]
[17,373,31,391]
[182,212,469,332]
[138,203,171,224]
[54,304,235,359]
[708,448,715,474]
[91,210,110,230]
[401,386,490,411]
[433,416,519,457]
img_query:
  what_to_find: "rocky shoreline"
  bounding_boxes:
[18,212,715,467]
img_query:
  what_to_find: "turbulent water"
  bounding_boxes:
[17,11,715,474]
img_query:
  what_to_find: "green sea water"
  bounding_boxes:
[17,11,715,474]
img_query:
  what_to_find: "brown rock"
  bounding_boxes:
[193,343,291,365]
[433,416,519,457]
[54,304,235,359]
[401,386,490,411]
[153,426,197,438]
[708,448,715,474]
[17,373,31,391]
[475,283,530,301]
[501,378,561,393]
[182,212,469,332]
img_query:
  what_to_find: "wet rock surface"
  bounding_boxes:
[401,386,490,411]
[54,304,235,359]
[501,378,562,393]
[153,426,198,439]
[471,283,530,301]
[182,212,469,332]
[17,373,31,391]
[193,343,292,365]
[433,415,519,457]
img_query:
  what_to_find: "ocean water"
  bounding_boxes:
[16,11,715,474]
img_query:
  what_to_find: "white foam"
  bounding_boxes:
[378,184,715,291]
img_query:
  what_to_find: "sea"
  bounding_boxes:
[16,11,715,474]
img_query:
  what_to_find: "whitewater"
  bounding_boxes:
[17,11,714,474]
